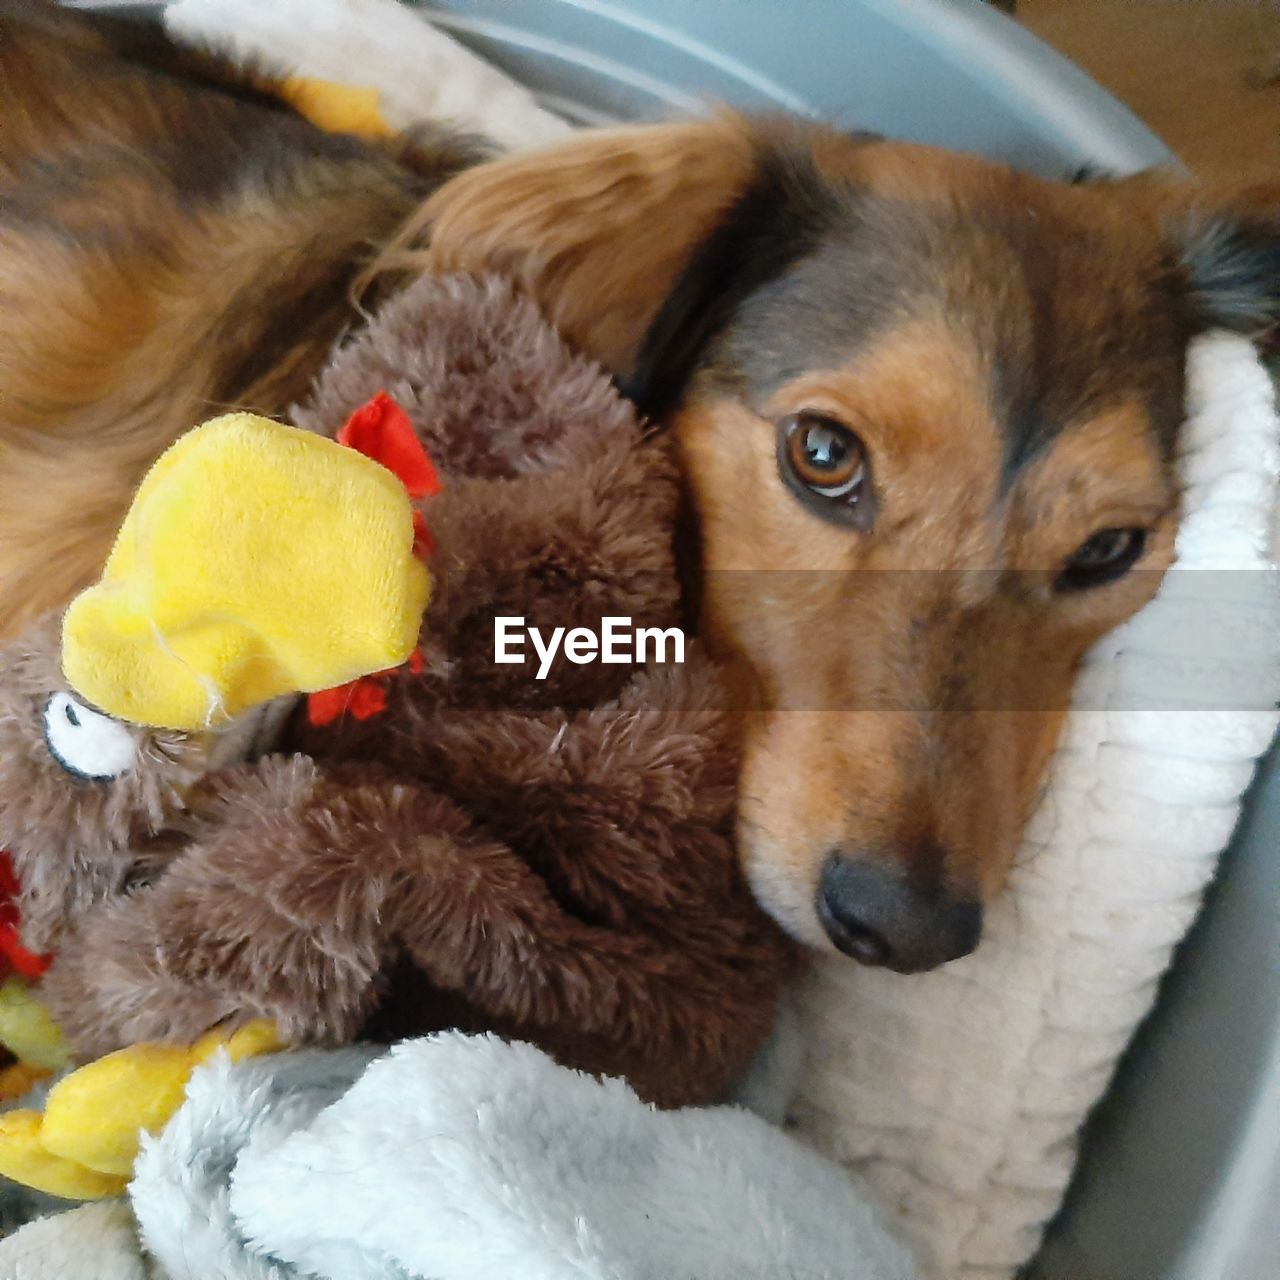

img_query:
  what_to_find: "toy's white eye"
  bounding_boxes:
[43,693,137,781]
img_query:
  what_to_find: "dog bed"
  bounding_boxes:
[791,329,1280,1275]
[3,3,1278,1277]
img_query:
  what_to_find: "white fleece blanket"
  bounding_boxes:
[0,1036,914,1280]
[4,4,1277,1278]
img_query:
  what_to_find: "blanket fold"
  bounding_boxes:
[126,1033,915,1280]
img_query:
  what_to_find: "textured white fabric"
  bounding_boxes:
[163,0,569,151]
[790,333,1280,1279]
[133,1047,379,1280]
[125,1035,917,1280]
[0,1201,152,1280]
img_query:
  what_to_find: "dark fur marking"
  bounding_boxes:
[1181,215,1280,336]
[619,142,843,420]
[627,147,1197,488]
[0,0,288,113]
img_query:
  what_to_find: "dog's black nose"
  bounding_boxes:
[817,853,982,972]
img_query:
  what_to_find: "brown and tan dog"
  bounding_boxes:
[2,1,1278,975]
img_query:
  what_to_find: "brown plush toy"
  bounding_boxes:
[0,274,794,1112]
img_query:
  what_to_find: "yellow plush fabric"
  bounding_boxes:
[0,977,69,1073]
[0,1021,283,1199]
[279,76,394,140]
[0,1111,128,1200]
[62,414,430,731]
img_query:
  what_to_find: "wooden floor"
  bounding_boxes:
[1018,0,1280,181]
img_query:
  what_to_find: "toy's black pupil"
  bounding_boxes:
[65,703,80,727]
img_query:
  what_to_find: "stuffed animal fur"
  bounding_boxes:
[0,275,794,1108]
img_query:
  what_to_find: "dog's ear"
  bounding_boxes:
[1176,185,1280,336]
[620,141,842,419]
[1091,173,1280,337]
[411,117,760,383]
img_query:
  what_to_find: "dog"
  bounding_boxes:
[2,0,1278,973]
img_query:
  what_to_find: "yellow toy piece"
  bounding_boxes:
[0,977,70,1102]
[0,1021,284,1200]
[0,1112,127,1200]
[0,977,70,1074]
[62,414,431,732]
[279,75,394,140]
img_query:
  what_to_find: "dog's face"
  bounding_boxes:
[418,116,1280,969]
[660,143,1190,965]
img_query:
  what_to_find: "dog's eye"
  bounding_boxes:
[778,413,872,527]
[1057,528,1147,591]
[784,415,865,495]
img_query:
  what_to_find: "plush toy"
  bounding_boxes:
[0,274,794,1197]
[62,408,432,732]
[0,399,431,1195]
[0,858,67,1098]
[0,1021,284,1200]
[277,76,395,141]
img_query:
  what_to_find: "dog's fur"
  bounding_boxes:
[3,1,1279,964]
[0,0,479,638]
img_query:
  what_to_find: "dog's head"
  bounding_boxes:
[412,116,1280,969]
